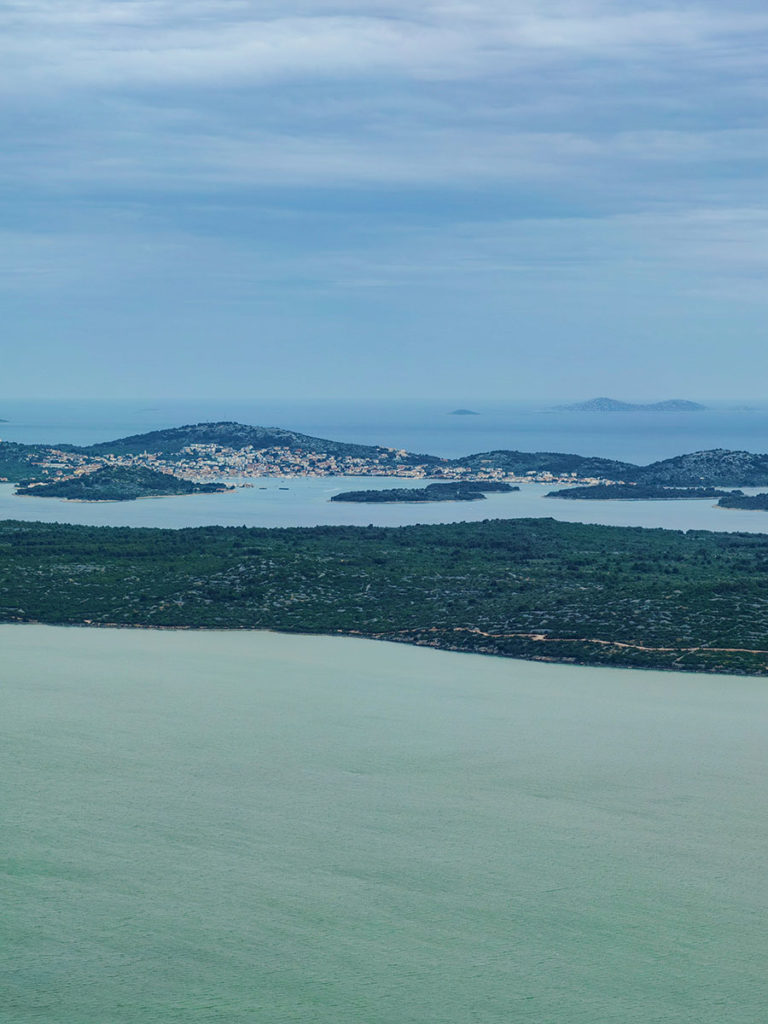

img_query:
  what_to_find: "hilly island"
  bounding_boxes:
[4,422,768,499]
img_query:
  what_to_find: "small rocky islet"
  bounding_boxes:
[331,482,518,503]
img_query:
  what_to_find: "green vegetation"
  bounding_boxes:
[547,484,736,500]
[331,482,518,503]
[15,466,233,501]
[718,493,768,510]
[445,450,637,479]
[2,518,768,676]
[0,443,52,483]
[634,450,768,487]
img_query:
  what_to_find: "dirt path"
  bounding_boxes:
[348,626,768,658]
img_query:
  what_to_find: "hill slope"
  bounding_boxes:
[637,450,768,486]
[81,421,441,464]
[447,449,639,479]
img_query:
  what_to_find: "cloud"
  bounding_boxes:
[0,0,765,210]
[2,0,766,207]
[6,108,767,202]
[4,2,768,311]
[2,1,767,93]
[5,201,768,304]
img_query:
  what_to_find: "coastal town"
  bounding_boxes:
[18,441,610,488]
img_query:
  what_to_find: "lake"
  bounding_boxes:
[3,626,767,1023]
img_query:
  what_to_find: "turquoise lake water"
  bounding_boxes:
[3,626,768,1023]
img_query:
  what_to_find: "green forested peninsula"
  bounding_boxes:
[2,518,767,676]
[16,466,233,501]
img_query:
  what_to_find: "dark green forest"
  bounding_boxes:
[718,493,768,510]
[331,482,518,503]
[547,484,736,500]
[2,518,767,675]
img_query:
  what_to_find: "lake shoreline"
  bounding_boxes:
[5,617,765,678]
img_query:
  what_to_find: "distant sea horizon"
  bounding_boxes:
[2,397,768,465]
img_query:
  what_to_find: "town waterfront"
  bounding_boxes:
[3,626,767,1023]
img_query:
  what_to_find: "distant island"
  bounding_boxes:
[717,492,768,511]
[546,484,736,501]
[558,397,706,413]
[16,465,234,502]
[331,482,517,503]
[449,409,479,416]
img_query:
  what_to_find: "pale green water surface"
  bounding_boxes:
[2,626,767,1022]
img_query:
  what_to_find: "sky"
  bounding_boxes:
[2,0,768,401]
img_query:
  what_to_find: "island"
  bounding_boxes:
[3,421,768,488]
[2,517,768,677]
[546,484,736,501]
[331,482,518,503]
[717,492,768,510]
[449,409,479,416]
[15,465,234,502]
[558,398,706,412]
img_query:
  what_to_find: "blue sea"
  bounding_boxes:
[2,397,768,463]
